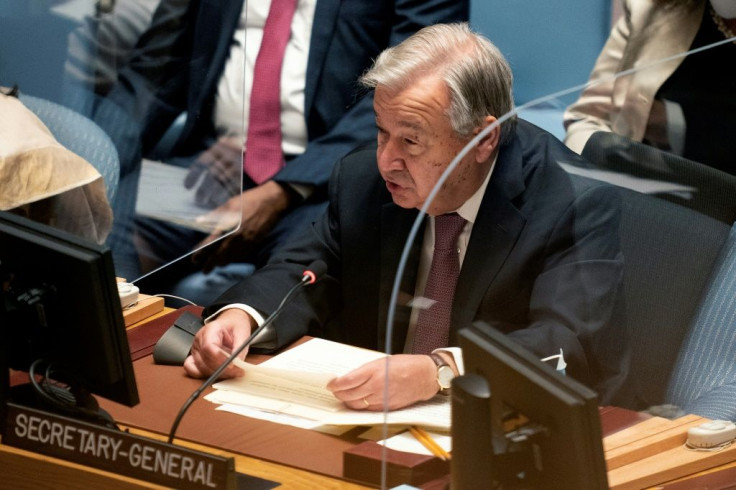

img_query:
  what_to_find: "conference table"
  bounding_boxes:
[3,306,736,489]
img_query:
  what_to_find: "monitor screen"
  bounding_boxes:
[453,321,608,489]
[0,211,139,427]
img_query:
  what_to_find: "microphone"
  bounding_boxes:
[167,260,327,444]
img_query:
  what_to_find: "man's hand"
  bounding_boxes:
[185,137,243,209]
[183,309,256,379]
[327,354,439,411]
[193,180,292,272]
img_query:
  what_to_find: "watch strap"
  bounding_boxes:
[430,353,453,395]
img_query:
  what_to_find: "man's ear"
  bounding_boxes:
[474,116,500,163]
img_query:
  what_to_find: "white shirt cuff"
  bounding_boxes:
[433,346,464,375]
[204,304,277,346]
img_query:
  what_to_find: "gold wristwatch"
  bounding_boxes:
[430,353,454,395]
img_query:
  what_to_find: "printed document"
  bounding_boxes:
[205,338,451,431]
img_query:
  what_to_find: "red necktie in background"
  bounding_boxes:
[412,213,466,355]
[244,0,298,184]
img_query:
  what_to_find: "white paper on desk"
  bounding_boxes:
[214,403,351,435]
[214,338,386,412]
[379,430,452,457]
[208,338,452,430]
[206,389,451,430]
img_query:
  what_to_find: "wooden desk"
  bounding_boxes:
[99,355,367,480]
[127,306,175,330]
[2,307,369,489]
[0,427,369,489]
[5,306,736,489]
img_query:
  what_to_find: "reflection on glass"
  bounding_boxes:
[1,0,246,295]
[2,0,736,487]
[382,9,736,488]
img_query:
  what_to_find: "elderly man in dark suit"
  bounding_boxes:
[185,23,632,411]
[91,0,467,288]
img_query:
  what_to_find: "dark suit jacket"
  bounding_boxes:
[106,0,468,190]
[207,120,633,406]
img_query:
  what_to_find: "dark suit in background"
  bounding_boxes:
[92,0,469,281]
[206,120,633,407]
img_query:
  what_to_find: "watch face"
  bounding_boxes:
[438,365,455,389]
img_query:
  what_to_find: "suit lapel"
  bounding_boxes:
[305,0,341,115]
[451,143,527,342]
[378,202,423,353]
[190,0,244,111]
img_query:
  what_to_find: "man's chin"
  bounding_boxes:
[385,181,421,209]
[389,194,419,210]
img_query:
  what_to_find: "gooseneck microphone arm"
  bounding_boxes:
[167,260,327,444]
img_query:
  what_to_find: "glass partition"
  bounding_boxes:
[3,1,736,487]
[379,8,736,487]
[0,0,244,299]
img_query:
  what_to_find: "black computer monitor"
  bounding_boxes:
[0,211,139,429]
[453,321,608,489]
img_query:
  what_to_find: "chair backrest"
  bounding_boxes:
[617,188,730,409]
[582,131,736,224]
[666,224,736,420]
[19,94,120,206]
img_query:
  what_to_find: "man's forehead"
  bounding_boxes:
[375,111,433,137]
[374,85,449,132]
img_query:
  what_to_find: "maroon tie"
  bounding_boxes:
[244,0,298,184]
[412,213,466,355]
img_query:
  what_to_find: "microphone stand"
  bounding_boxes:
[167,263,324,444]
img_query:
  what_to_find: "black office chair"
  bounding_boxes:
[616,186,731,409]
[580,131,736,224]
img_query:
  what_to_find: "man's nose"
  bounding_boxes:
[377,139,404,171]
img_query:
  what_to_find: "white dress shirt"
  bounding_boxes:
[214,0,317,157]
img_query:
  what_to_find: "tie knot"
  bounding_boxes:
[434,213,466,251]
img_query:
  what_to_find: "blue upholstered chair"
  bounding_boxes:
[469,0,611,140]
[568,132,736,410]
[616,188,730,409]
[666,224,736,420]
[19,94,120,206]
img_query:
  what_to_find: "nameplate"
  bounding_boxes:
[3,403,236,489]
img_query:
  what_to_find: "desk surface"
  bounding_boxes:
[116,307,736,489]
[99,355,365,481]
[3,306,371,489]
[0,429,369,490]
[5,306,736,488]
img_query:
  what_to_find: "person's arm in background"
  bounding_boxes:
[563,0,632,154]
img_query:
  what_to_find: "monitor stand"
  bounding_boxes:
[452,373,546,489]
[2,375,118,434]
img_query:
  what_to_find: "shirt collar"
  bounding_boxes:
[453,154,498,225]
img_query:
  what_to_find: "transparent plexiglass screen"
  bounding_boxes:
[2,0,736,486]
[0,0,244,293]
[379,5,736,486]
